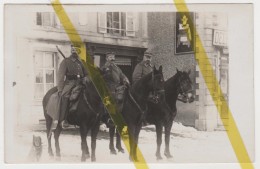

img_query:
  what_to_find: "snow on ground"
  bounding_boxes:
[6,122,237,164]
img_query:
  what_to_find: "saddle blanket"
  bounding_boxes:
[46,91,60,120]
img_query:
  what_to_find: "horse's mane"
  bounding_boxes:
[164,71,180,96]
[132,72,153,90]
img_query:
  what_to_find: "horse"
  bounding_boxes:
[120,65,165,161]
[42,80,103,162]
[146,69,194,160]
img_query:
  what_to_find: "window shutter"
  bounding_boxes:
[54,13,61,28]
[42,12,51,26]
[126,12,135,37]
[79,13,87,26]
[98,12,107,33]
[36,12,42,25]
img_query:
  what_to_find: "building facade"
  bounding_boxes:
[7,7,149,126]
[6,6,228,131]
[147,12,229,131]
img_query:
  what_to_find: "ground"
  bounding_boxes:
[6,122,237,164]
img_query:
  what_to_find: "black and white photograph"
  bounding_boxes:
[3,2,255,168]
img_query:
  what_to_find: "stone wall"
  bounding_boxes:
[147,12,196,127]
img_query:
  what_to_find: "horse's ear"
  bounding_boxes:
[176,68,179,73]
[153,65,157,72]
[188,69,191,75]
[159,65,162,72]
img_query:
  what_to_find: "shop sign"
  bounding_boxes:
[213,30,228,47]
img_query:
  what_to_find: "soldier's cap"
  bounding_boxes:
[71,43,81,49]
[144,51,153,58]
[105,51,115,57]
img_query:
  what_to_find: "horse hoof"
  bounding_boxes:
[55,156,61,161]
[156,156,163,160]
[156,152,163,160]
[164,152,173,159]
[134,158,139,162]
[118,148,125,153]
[86,154,90,159]
[91,156,96,162]
[81,157,86,162]
[110,150,117,155]
[49,152,54,157]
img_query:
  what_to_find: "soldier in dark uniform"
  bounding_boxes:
[132,51,153,84]
[132,51,154,125]
[101,52,129,125]
[101,52,130,100]
[101,52,129,153]
[57,43,89,128]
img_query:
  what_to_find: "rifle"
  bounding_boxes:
[56,45,66,59]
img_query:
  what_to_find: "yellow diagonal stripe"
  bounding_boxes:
[51,0,149,168]
[174,1,254,169]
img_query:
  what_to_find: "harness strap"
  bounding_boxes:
[127,89,145,115]
[83,91,96,114]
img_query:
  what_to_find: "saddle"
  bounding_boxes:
[69,84,84,113]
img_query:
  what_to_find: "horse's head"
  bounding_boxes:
[150,66,165,91]
[176,69,194,103]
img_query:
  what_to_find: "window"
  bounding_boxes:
[34,51,57,100]
[36,12,60,28]
[78,13,88,25]
[98,12,135,37]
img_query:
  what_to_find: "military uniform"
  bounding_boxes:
[101,61,127,94]
[132,60,153,84]
[57,54,88,121]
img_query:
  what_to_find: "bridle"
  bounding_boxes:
[151,70,165,103]
[178,74,193,96]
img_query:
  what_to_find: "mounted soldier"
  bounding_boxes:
[132,51,160,124]
[57,43,89,128]
[132,51,153,84]
[101,52,130,110]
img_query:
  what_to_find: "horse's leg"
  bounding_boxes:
[54,121,63,160]
[80,124,90,162]
[127,124,135,161]
[45,115,54,156]
[109,126,117,154]
[90,123,99,162]
[133,124,142,162]
[116,129,124,153]
[164,121,173,158]
[155,123,163,160]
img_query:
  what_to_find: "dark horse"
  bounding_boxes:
[120,66,165,161]
[42,80,103,162]
[146,69,194,160]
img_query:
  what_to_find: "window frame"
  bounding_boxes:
[33,51,58,101]
[36,12,61,29]
[98,12,135,37]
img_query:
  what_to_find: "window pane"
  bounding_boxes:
[121,12,126,36]
[127,15,134,31]
[46,84,54,92]
[35,70,43,83]
[46,70,54,83]
[35,52,43,68]
[53,15,60,28]
[45,53,54,68]
[113,21,120,29]
[113,12,119,22]
[36,12,42,25]
[35,84,44,99]
[42,12,51,26]
[121,12,126,30]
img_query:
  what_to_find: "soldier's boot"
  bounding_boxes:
[60,97,70,129]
